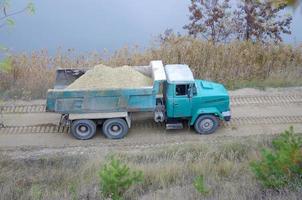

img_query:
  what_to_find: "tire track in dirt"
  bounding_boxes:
[230,94,302,106]
[1,115,302,135]
[0,104,45,113]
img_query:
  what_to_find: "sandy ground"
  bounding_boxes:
[0,87,301,159]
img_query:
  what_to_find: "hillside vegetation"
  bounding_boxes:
[0,130,301,200]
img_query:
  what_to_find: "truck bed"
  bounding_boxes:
[46,86,158,113]
[46,61,166,114]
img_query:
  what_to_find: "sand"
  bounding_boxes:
[66,64,153,90]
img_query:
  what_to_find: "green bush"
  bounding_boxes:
[193,175,209,195]
[30,185,43,200]
[68,182,77,200]
[99,157,143,200]
[250,127,302,189]
[0,57,12,73]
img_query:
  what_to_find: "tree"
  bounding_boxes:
[234,0,292,43]
[0,0,35,29]
[99,157,143,200]
[184,0,293,43]
[184,0,233,44]
[250,127,302,189]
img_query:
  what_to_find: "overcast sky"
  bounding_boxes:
[1,0,301,54]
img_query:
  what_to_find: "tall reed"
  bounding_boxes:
[1,37,301,99]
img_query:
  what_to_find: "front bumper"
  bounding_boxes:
[222,111,231,121]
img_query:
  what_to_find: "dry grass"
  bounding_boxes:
[0,134,301,200]
[0,154,103,200]
[0,49,103,99]
[1,37,302,99]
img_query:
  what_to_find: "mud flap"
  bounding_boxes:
[125,113,132,128]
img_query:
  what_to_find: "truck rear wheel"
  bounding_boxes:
[102,118,128,139]
[194,115,219,135]
[70,119,96,140]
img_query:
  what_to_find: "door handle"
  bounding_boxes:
[173,103,179,106]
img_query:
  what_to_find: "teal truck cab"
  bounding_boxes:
[46,60,230,140]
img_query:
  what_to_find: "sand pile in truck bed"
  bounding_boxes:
[66,64,153,90]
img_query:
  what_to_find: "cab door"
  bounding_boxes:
[173,84,192,117]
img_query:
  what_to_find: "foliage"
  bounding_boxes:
[99,157,143,200]
[0,57,11,72]
[183,0,233,43]
[234,0,292,43]
[0,0,35,29]
[30,185,43,200]
[250,127,302,189]
[193,175,210,195]
[185,0,292,43]
[68,182,77,200]
[273,0,301,7]
[27,2,35,14]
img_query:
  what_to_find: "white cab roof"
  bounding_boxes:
[165,64,195,84]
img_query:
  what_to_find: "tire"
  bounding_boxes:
[194,115,219,135]
[70,119,96,140]
[102,118,129,139]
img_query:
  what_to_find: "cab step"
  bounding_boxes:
[166,122,183,130]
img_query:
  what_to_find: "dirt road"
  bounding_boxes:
[0,87,301,152]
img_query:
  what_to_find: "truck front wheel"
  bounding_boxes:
[194,115,219,135]
[102,118,129,139]
[70,119,96,140]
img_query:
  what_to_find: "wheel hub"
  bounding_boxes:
[200,119,214,131]
[112,125,119,131]
[76,124,91,137]
[79,125,88,132]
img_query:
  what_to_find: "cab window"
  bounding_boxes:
[175,84,189,96]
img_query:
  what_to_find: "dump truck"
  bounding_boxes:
[46,61,231,140]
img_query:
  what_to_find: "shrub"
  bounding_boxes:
[193,175,209,195]
[30,185,43,200]
[68,182,77,200]
[250,127,302,189]
[0,57,12,73]
[99,157,143,200]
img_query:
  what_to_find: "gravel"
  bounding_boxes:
[66,64,153,90]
